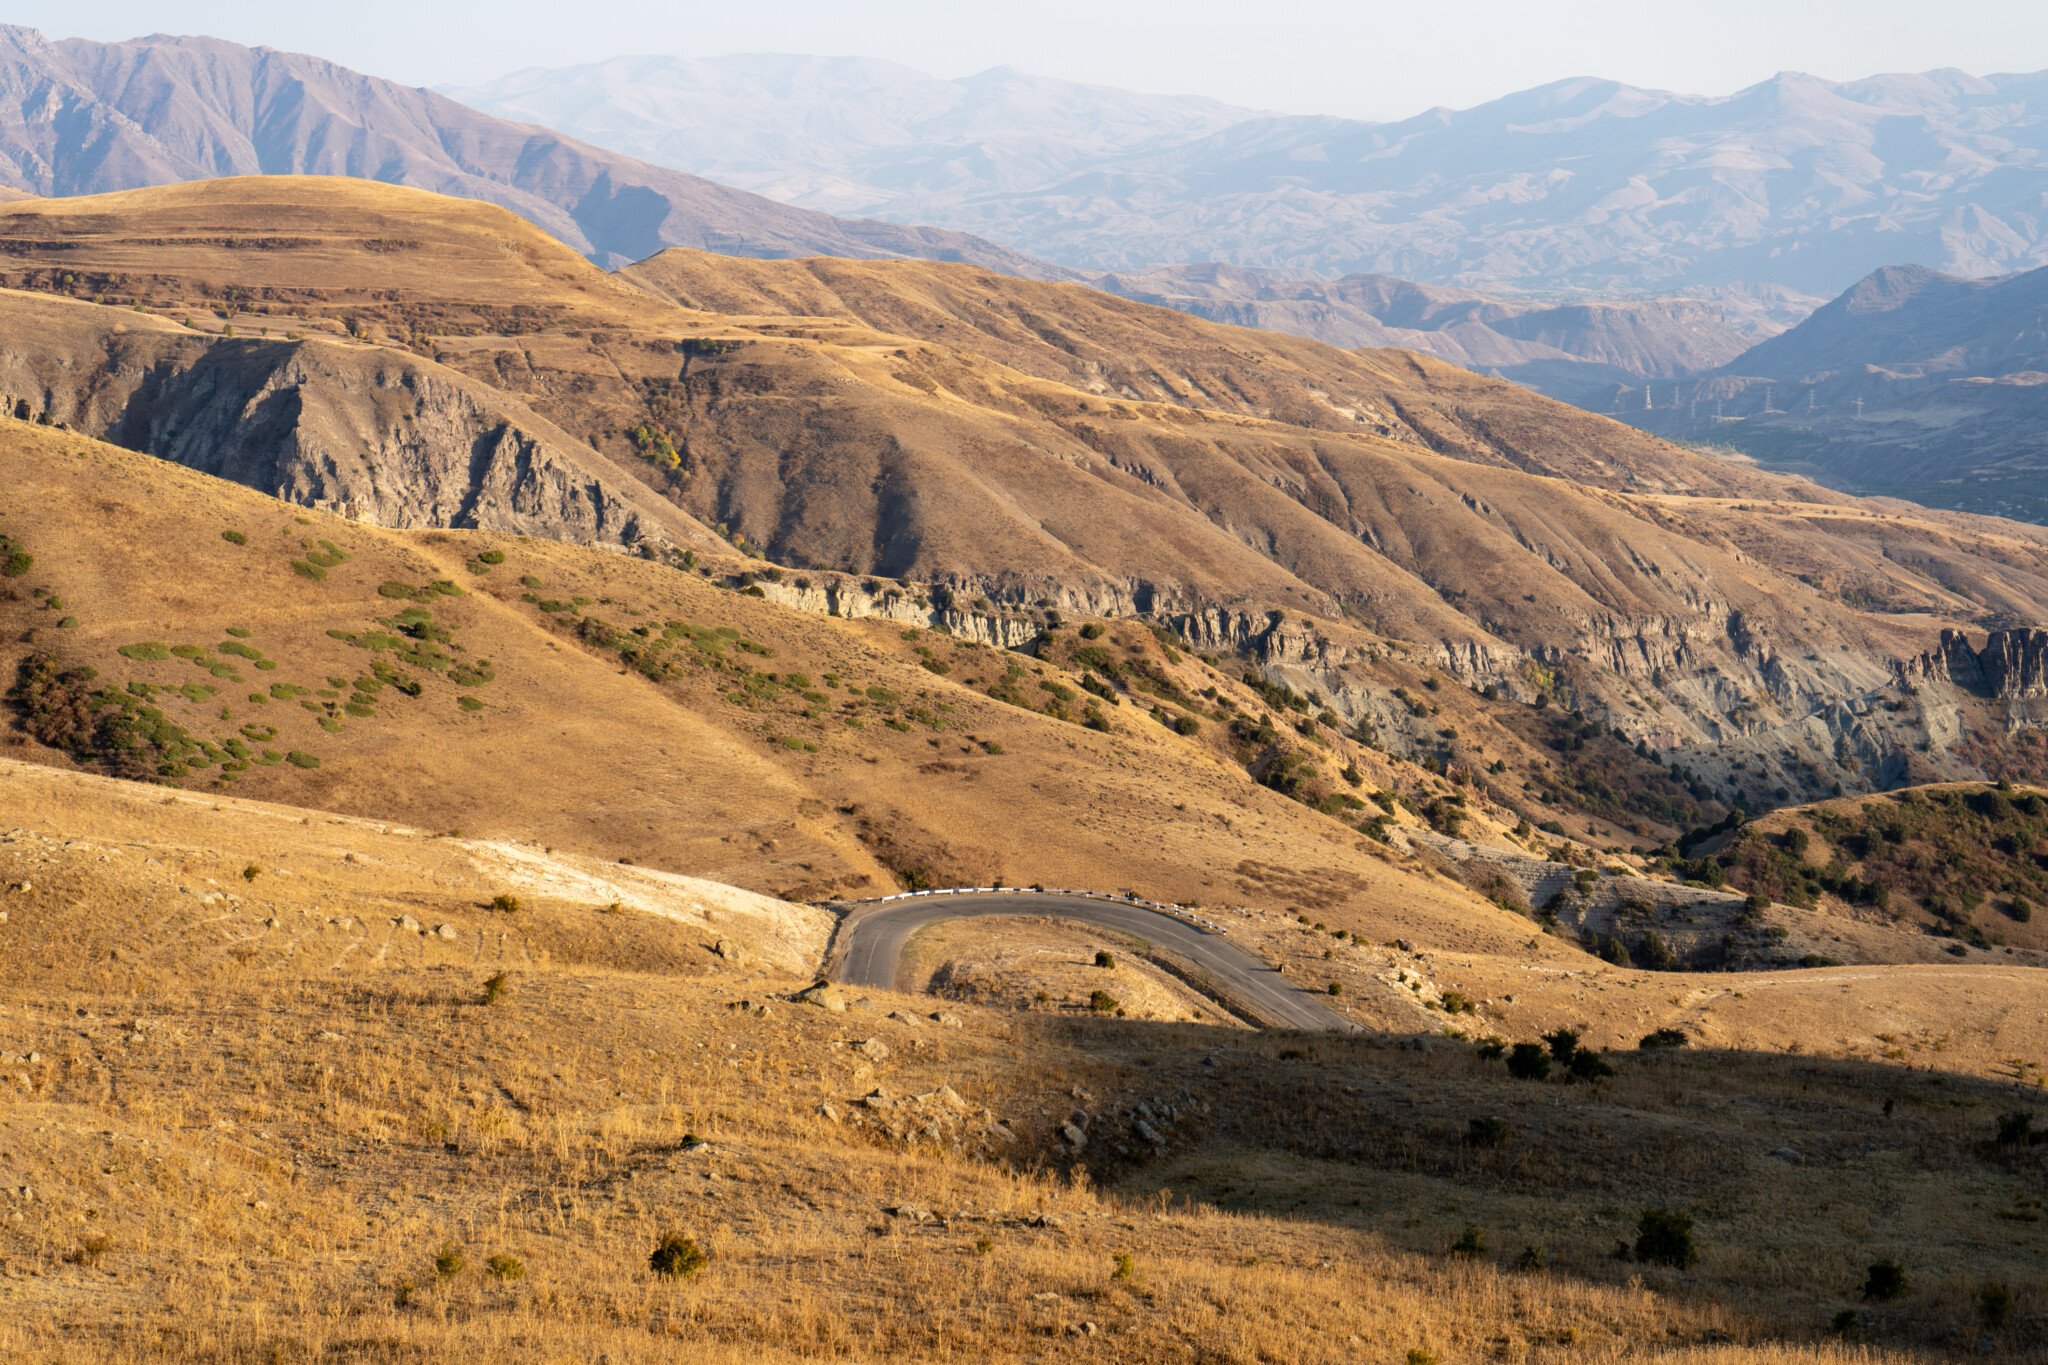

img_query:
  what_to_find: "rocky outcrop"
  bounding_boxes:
[0,294,716,552]
[1900,628,2048,699]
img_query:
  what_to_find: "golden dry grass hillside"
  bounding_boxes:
[7,178,2048,828]
[1,759,2046,1363]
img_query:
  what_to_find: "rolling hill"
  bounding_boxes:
[0,26,1065,276]
[8,177,2048,826]
[4,404,2048,1363]
[1605,263,2048,523]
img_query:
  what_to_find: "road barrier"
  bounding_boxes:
[830,886,1230,935]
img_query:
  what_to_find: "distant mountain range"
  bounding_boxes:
[449,55,2048,300]
[1602,263,2048,522]
[0,27,1064,275]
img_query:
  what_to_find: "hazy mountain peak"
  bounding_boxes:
[450,54,2048,299]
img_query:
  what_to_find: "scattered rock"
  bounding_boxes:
[886,1009,924,1027]
[434,924,457,940]
[861,1088,894,1109]
[817,1102,841,1123]
[8,882,28,893]
[931,1012,963,1028]
[1407,1036,1433,1053]
[886,1204,934,1223]
[1031,1291,1062,1303]
[936,1085,969,1112]
[1066,1322,1099,1337]
[1060,1123,1087,1150]
[314,1031,345,1042]
[792,981,848,1012]
[853,1038,891,1062]
[397,914,421,933]
[1768,1147,1806,1164]
[714,939,746,965]
[1135,1119,1164,1146]
[263,917,281,929]
[1032,1213,1065,1229]
[849,997,879,1014]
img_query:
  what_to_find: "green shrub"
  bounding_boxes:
[242,864,260,883]
[378,581,418,599]
[1448,1225,1486,1258]
[1634,1208,1697,1267]
[1516,1246,1547,1272]
[649,1233,709,1279]
[479,550,506,565]
[486,1253,524,1280]
[2008,895,2033,923]
[1094,950,1115,969]
[118,642,170,661]
[1506,1043,1550,1080]
[491,894,521,913]
[1467,1116,1508,1147]
[1639,1028,1689,1049]
[1862,1259,1907,1301]
[458,696,484,712]
[1327,981,1343,996]
[284,751,320,769]
[1440,990,1471,1013]
[1,550,32,578]
[1173,714,1201,736]
[221,530,247,546]
[1088,989,1119,1013]
[482,973,509,1005]
[225,627,253,638]
[1112,1253,1134,1279]
[434,1243,464,1280]
[290,560,325,581]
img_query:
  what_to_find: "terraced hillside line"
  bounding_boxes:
[830,891,1360,1033]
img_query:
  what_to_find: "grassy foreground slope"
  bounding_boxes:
[0,761,2045,1362]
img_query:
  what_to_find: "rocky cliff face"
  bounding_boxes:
[0,294,714,552]
[1904,628,2048,700]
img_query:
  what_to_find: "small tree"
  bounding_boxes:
[1506,1042,1551,1081]
[1089,990,1119,1013]
[1862,1259,1907,1302]
[1448,1225,1486,1258]
[1094,950,1115,969]
[1634,1208,1697,1268]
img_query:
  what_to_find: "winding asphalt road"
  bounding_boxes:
[830,892,1358,1033]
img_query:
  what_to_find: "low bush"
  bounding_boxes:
[1088,990,1119,1013]
[649,1234,709,1279]
[1505,1042,1550,1081]
[434,1243,464,1280]
[1448,1225,1486,1258]
[482,973,509,1005]
[491,894,521,913]
[1633,1208,1697,1268]
[1467,1116,1508,1147]
[486,1253,524,1280]
[1094,950,1115,969]
[285,751,320,769]
[1862,1259,1907,1302]
[1639,1028,1689,1049]
[221,530,247,546]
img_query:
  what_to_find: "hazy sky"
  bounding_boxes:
[20,0,2048,119]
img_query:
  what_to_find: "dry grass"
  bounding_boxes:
[1,772,2044,1362]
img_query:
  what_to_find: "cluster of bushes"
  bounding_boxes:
[8,653,305,780]
[1483,1028,1616,1083]
[1709,786,2047,944]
